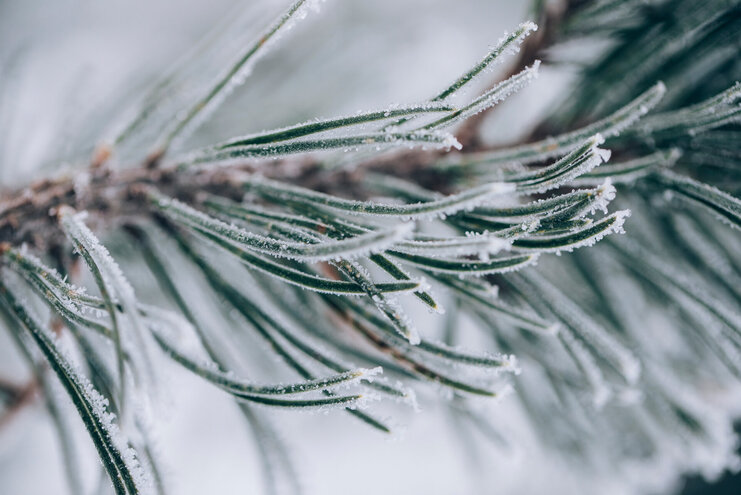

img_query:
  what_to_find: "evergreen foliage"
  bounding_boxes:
[0,0,740,493]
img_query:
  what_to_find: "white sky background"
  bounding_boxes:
[3,1,736,495]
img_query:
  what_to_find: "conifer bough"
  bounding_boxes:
[1,0,740,494]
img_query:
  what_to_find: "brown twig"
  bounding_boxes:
[0,144,455,252]
[0,377,40,430]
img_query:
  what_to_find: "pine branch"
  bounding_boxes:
[1,1,740,494]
